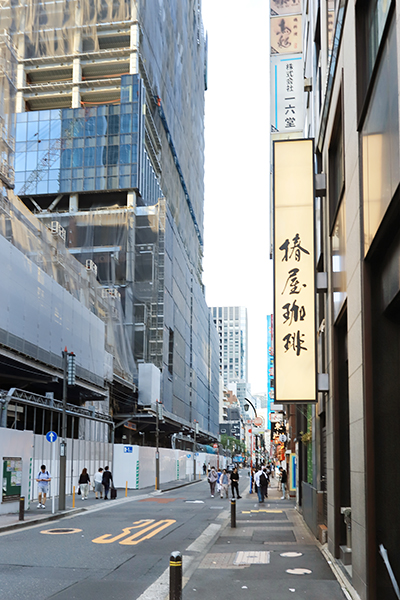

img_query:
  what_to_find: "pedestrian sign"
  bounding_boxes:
[124,446,133,453]
[46,431,57,443]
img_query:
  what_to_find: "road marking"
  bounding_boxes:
[40,528,82,535]
[139,497,182,504]
[120,520,176,546]
[135,555,193,600]
[92,519,176,546]
[241,509,283,514]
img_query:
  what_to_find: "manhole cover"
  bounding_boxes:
[40,528,82,535]
[286,568,312,575]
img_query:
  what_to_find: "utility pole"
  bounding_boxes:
[59,348,68,511]
[59,348,75,511]
[155,400,163,490]
[193,420,198,480]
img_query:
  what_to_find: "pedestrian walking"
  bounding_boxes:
[36,465,51,509]
[102,466,113,499]
[231,466,242,499]
[219,468,231,499]
[280,467,288,499]
[78,467,90,500]
[255,466,265,503]
[93,467,104,499]
[207,465,218,497]
[260,467,269,500]
[203,463,207,475]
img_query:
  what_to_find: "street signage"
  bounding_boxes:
[187,454,191,458]
[195,453,199,456]
[213,443,218,448]
[279,434,287,442]
[46,431,57,443]
[124,422,137,431]
[253,417,264,427]
[123,446,133,453]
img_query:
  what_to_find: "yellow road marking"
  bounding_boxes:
[92,520,155,544]
[92,519,176,546]
[120,520,176,545]
[40,528,82,535]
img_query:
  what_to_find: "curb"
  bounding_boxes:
[320,544,362,600]
[0,508,85,534]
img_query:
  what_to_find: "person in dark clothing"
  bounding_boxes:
[230,466,242,499]
[263,467,270,498]
[78,467,90,500]
[102,465,113,499]
[259,467,268,501]
[279,467,288,499]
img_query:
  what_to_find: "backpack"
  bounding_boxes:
[260,472,268,486]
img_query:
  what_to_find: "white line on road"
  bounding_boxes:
[135,555,193,600]
[185,523,221,553]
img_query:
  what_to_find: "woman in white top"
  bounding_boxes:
[93,467,104,499]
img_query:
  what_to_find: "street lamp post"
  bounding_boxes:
[193,421,198,481]
[59,349,68,511]
[244,398,257,471]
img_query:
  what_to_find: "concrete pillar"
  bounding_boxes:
[72,58,82,108]
[16,64,26,113]
[69,193,79,212]
[130,23,139,74]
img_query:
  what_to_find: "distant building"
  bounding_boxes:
[211,306,248,386]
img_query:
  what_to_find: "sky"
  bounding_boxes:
[201,0,273,394]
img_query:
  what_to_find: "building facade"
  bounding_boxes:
[211,306,248,387]
[0,0,220,444]
[272,0,400,599]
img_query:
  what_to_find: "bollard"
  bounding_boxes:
[72,486,75,508]
[19,496,24,521]
[169,551,182,600]
[231,498,236,528]
[125,481,128,497]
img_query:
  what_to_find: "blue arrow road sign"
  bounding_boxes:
[46,431,57,443]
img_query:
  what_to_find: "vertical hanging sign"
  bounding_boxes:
[273,139,316,403]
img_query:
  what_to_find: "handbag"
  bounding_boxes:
[77,486,81,495]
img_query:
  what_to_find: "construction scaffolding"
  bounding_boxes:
[0,189,136,386]
[0,0,133,59]
[0,32,16,187]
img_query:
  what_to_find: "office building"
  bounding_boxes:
[211,306,248,386]
[0,0,220,443]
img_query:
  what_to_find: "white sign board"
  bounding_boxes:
[271,54,304,133]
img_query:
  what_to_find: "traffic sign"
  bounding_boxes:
[253,417,264,427]
[213,443,218,448]
[46,431,57,443]
[187,454,191,458]
[123,446,133,453]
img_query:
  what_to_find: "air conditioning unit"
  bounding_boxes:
[50,221,66,242]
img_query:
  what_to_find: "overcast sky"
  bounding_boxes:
[201,0,273,394]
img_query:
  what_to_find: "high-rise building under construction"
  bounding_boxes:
[0,1,219,442]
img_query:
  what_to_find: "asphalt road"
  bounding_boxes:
[0,478,229,600]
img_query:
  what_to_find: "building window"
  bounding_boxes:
[361,15,399,255]
[168,328,174,375]
[356,0,393,115]
[328,100,344,231]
